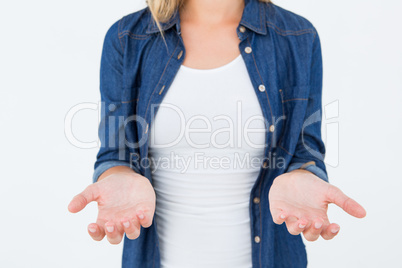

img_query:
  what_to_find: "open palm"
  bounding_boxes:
[68,172,156,244]
[269,169,366,241]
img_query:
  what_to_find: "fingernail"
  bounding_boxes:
[138,214,144,220]
[298,223,306,229]
[280,214,286,219]
[106,225,114,232]
[314,222,322,229]
[88,226,96,233]
[331,226,340,234]
[123,221,130,228]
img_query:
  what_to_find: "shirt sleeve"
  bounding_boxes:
[92,19,139,183]
[285,28,329,183]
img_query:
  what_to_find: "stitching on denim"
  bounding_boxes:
[279,89,285,119]
[268,23,315,34]
[246,37,274,126]
[259,3,263,33]
[241,21,260,33]
[258,168,266,268]
[282,98,308,102]
[266,21,315,37]
[117,18,124,53]
[121,98,139,104]
[119,30,150,40]
[266,21,315,34]
[148,11,178,34]
[119,32,150,40]
[259,1,264,34]
[143,38,180,123]
[150,21,175,33]
[279,144,294,156]
[243,1,266,34]
[267,26,315,37]
[258,121,272,268]
[312,28,318,43]
[119,30,148,38]
[277,93,309,150]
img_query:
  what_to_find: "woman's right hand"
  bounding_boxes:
[67,172,156,244]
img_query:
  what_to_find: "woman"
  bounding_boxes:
[68,0,366,267]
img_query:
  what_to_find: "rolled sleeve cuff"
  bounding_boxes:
[287,161,329,182]
[92,161,140,183]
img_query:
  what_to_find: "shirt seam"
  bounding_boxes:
[266,21,316,37]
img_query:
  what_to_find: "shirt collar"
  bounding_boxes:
[146,0,267,35]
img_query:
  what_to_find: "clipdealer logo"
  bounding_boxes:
[64,100,339,168]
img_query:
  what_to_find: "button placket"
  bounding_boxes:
[141,40,185,163]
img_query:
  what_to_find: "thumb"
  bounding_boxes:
[326,185,366,218]
[68,184,99,213]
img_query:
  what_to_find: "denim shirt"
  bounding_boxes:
[92,0,328,267]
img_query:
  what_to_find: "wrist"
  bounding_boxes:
[98,166,141,182]
[288,168,314,176]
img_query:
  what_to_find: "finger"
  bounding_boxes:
[105,222,123,245]
[284,215,299,235]
[136,209,153,228]
[87,223,105,241]
[326,186,366,218]
[121,217,141,240]
[271,208,288,225]
[321,223,340,240]
[287,217,309,235]
[303,218,324,241]
[68,184,100,213]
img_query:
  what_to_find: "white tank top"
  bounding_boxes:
[148,54,266,268]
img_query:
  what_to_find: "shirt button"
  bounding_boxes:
[245,46,252,54]
[254,236,261,243]
[177,50,183,59]
[269,124,275,132]
[263,161,268,168]
[239,26,246,33]
[253,197,260,204]
[258,84,265,92]
[145,123,149,134]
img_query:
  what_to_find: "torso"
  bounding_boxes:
[147,7,267,267]
[148,50,266,267]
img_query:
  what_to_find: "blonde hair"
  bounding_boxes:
[146,0,272,40]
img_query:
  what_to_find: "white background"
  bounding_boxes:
[1,0,401,267]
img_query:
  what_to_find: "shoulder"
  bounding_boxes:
[105,6,151,41]
[264,2,318,38]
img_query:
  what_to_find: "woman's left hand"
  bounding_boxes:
[268,169,366,241]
